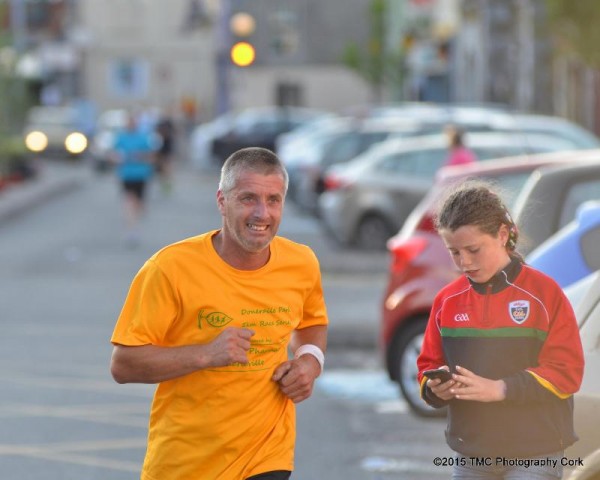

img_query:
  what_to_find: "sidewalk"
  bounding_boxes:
[0,160,91,225]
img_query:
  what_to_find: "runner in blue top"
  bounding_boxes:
[112,112,158,247]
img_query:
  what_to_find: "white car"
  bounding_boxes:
[23,105,89,158]
[563,270,600,479]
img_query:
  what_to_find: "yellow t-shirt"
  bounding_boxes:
[111,231,328,480]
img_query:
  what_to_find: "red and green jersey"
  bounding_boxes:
[418,257,583,458]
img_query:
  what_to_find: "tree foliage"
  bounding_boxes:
[341,0,405,102]
[545,0,600,67]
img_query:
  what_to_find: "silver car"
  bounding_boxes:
[318,132,580,250]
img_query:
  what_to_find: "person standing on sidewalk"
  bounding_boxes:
[417,181,583,479]
[110,147,328,480]
[111,112,158,247]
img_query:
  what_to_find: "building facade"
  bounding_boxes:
[74,0,376,119]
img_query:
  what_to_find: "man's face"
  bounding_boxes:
[217,171,286,255]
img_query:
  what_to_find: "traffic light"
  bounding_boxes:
[230,41,256,67]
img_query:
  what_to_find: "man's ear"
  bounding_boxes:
[216,189,225,214]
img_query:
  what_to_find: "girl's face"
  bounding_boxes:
[440,224,511,284]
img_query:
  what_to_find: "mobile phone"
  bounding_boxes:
[423,368,453,383]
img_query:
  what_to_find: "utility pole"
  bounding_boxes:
[215,0,232,115]
[9,0,27,54]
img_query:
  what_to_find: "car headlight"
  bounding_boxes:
[25,131,48,152]
[65,132,88,154]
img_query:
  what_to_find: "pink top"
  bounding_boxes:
[446,147,477,166]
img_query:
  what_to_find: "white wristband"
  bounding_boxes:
[294,344,325,372]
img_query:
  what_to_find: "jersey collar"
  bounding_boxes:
[469,256,523,294]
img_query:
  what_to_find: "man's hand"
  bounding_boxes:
[272,355,321,403]
[203,328,254,368]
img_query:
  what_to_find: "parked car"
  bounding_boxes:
[379,149,600,417]
[284,104,516,211]
[23,105,89,158]
[210,106,328,163]
[188,112,236,170]
[287,116,438,212]
[562,270,600,480]
[318,132,578,250]
[512,158,600,255]
[370,104,600,149]
[508,113,600,149]
[526,201,600,288]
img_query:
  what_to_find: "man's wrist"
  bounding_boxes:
[498,380,507,401]
[294,344,325,373]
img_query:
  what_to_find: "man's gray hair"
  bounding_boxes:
[219,147,289,194]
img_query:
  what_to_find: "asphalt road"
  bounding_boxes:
[0,158,452,479]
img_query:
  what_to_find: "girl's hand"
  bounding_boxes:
[427,366,458,401]
[450,365,507,402]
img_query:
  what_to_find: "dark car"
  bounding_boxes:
[380,149,600,417]
[211,106,327,163]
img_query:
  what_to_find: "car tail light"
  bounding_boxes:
[415,214,435,233]
[387,236,428,274]
[323,173,353,191]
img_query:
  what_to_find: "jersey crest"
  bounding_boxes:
[508,300,530,324]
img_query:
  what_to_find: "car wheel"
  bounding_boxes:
[355,214,394,250]
[389,317,446,418]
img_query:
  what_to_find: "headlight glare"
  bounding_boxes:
[65,132,88,154]
[25,131,48,152]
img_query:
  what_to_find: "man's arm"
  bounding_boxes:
[111,327,254,384]
[289,324,327,354]
[272,325,327,403]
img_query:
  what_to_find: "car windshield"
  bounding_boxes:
[28,108,77,127]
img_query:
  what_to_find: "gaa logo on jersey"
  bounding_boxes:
[509,300,530,324]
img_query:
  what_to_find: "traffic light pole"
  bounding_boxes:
[215,0,232,116]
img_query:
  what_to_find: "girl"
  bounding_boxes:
[417,181,584,479]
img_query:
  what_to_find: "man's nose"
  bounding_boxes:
[252,199,268,217]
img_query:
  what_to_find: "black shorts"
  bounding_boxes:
[122,180,147,200]
[246,471,291,480]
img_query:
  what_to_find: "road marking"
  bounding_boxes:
[361,456,451,475]
[317,369,402,403]
[374,399,409,414]
[0,402,150,428]
[0,371,154,398]
[0,438,147,472]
